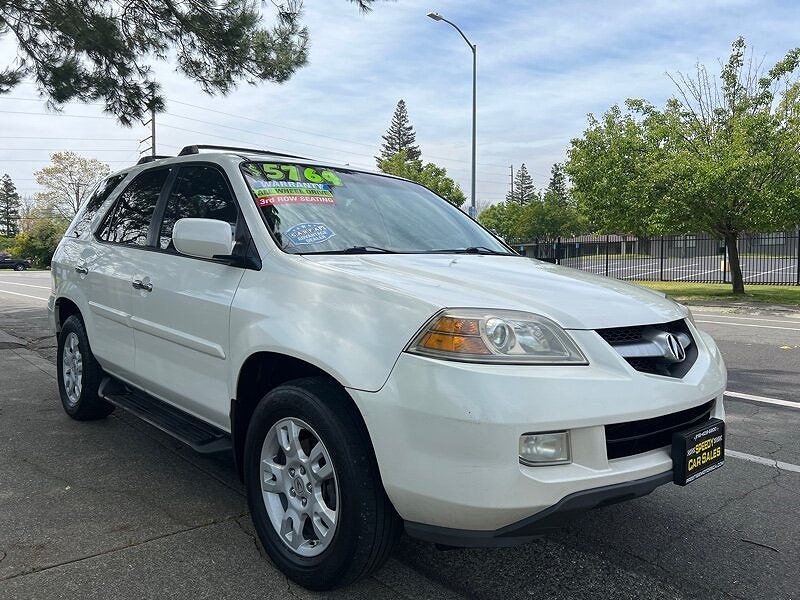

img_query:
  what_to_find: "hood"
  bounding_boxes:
[302,254,687,330]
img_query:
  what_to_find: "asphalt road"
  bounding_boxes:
[559,256,799,284]
[1,270,799,599]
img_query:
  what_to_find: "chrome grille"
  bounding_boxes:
[597,319,697,378]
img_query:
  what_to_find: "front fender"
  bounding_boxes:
[228,260,439,392]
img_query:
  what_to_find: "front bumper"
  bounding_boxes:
[348,324,726,534]
[405,471,673,547]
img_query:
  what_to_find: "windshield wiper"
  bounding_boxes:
[303,246,397,255]
[431,246,514,255]
[341,246,396,254]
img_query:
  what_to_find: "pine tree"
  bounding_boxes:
[377,99,421,165]
[0,174,21,237]
[547,163,569,203]
[505,163,537,204]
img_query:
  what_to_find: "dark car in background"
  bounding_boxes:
[0,256,32,271]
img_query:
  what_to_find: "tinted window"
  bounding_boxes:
[98,169,168,246]
[158,166,237,250]
[69,174,126,237]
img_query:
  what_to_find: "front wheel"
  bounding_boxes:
[57,315,114,420]
[13,263,25,271]
[244,377,400,591]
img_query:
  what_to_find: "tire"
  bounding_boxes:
[13,263,25,271]
[57,315,114,420]
[244,376,400,591]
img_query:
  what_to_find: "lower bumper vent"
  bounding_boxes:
[605,400,714,460]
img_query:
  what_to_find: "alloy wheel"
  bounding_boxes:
[61,332,83,406]
[260,417,339,557]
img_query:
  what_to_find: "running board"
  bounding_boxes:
[99,376,232,454]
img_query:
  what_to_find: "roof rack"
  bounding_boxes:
[178,144,310,160]
[137,155,172,165]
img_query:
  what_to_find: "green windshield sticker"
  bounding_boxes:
[251,181,336,206]
[250,163,343,186]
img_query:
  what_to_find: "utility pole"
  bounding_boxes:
[509,164,514,202]
[75,183,82,213]
[150,103,156,157]
[140,89,157,157]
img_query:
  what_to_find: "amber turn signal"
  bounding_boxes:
[418,332,491,354]
[428,316,480,336]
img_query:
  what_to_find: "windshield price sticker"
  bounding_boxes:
[286,223,336,245]
[252,181,336,206]
[247,163,344,187]
[672,417,725,486]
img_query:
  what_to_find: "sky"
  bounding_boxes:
[1,0,799,207]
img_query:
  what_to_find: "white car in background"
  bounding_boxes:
[49,145,727,590]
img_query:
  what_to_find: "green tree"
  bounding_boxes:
[482,161,584,243]
[547,163,569,203]
[506,163,537,204]
[0,174,21,237]
[513,193,586,241]
[377,100,421,165]
[9,217,69,267]
[34,152,110,219]
[0,1,374,124]
[378,150,465,207]
[478,202,507,237]
[566,37,800,294]
[478,201,525,242]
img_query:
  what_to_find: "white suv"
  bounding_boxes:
[49,145,727,590]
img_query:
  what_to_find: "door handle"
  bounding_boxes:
[75,265,88,275]
[131,279,153,292]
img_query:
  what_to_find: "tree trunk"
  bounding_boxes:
[724,231,745,294]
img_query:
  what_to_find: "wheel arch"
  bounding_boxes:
[231,352,379,483]
[55,296,83,333]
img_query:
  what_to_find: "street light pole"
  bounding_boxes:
[427,12,477,218]
[471,42,476,218]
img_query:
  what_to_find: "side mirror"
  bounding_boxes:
[172,218,233,260]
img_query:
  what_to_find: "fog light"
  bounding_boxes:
[519,432,571,466]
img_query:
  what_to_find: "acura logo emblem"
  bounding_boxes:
[664,333,686,363]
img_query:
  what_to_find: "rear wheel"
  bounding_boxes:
[57,315,114,420]
[244,377,400,591]
[13,263,25,271]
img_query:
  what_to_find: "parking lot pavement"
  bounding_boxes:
[2,277,799,599]
[561,256,799,284]
[0,339,462,600]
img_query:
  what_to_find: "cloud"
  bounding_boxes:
[0,0,798,203]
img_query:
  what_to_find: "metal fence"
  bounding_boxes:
[519,231,800,285]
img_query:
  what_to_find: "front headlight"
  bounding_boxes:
[406,309,588,365]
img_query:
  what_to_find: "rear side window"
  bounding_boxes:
[158,166,237,250]
[68,174,126,237]
[98,169,169,246]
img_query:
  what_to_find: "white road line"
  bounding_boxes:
[725,390,799,409]
[696,319,800,332]
[0,288,48,302]
[727,450,800,474]
[673,267,721,281]
[0,281,51,290]
[692,313,800,325]
[628,263,700,278]
[743,265,793,281]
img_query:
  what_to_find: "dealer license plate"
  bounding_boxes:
[672,418,725,486]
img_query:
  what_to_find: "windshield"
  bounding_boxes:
[240,161,513,255]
